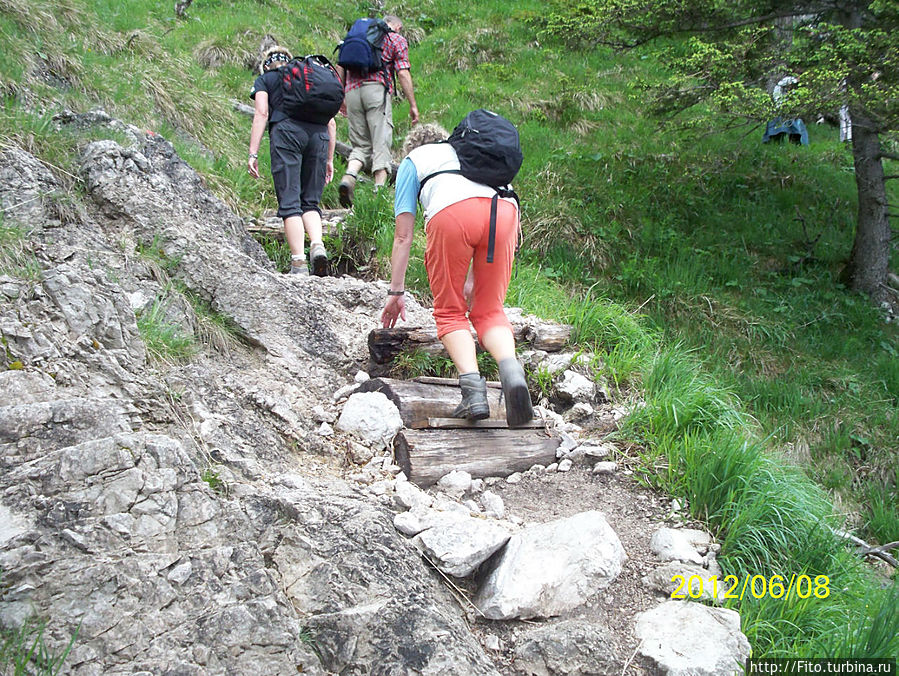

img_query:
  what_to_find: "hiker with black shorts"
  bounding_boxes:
[248,46,337,276]
[334,15,419,206]
[380,121,534,429]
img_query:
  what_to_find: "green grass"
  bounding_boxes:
[0,618,77,675]
[136,296,196,363]
[0,221,41,280]
[1,0,896,659]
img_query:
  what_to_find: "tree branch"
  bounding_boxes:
[880,152,899,162]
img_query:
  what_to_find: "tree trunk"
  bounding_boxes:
[846,109,891,304]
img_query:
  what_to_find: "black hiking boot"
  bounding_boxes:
[498,358,534,428]
[452,373,490,421]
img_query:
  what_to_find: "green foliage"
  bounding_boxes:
[255,234,292,274]
[392,349,455,379]
[0,221,41,280]
[0,609,78,676]
[136,296,196,363]
[201,466,226,494]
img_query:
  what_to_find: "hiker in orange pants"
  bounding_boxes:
[381,123,533,427]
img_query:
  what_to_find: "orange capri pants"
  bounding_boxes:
[425,196,519,340]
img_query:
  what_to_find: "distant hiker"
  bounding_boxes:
[248,46,341,276]
[334,14,419,206]
[380,118,533,428]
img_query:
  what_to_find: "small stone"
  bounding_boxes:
[481,491,505,519]
[506,472,522,485]
[354,371,371,383]
[592,461,617,475]
[557,458,573,472]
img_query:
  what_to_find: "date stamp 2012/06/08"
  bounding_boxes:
[670,574,830,601]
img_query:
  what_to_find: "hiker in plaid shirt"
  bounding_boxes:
[335,15,419,206]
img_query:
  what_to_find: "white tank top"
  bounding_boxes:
[407,143,519,224]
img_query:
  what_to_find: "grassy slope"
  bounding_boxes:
[0,0,896,660]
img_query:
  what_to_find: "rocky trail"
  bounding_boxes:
[1,111,749,675]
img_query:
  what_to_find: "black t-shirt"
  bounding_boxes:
[250,70,288,127]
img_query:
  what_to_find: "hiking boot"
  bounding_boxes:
[338,174,356,208]
[498,358,533,428]
[452,373,490,421]
[289,260,309,276]
[309,242,328,277]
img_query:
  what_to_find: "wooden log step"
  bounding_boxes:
[358,377,505,426]
[414,376,502,389]
[394,428,560,487]
[368,320,571,364]
[246,209,348,240]
[410,417,545,430]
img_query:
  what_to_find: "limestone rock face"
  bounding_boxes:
[0,122,495,676]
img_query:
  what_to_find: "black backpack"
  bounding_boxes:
[419,110,523,262]
[336,18,391,74]
[278,55,344,124]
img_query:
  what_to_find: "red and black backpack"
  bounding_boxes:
[278,55,344,124]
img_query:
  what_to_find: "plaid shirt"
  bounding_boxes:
[343,32,411,95]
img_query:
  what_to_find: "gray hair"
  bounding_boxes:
[402,122,449,156]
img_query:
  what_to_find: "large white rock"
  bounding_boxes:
[635,601,751,675]
[412,517,511,577]
[336,391,403,448]
[555,370,595,403]
[474,510,627,619]
[650,527,714,565]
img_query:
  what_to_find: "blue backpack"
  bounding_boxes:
[336,18,391,74]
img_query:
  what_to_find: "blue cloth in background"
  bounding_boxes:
[763,117,809,145]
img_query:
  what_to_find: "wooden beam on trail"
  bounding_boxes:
[358,377,506,425]
[394,428,560,487]
[410,418,545,430]
[368,320,571,365]
[246,209,348,240]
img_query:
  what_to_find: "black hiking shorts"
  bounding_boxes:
[269,118,329,220]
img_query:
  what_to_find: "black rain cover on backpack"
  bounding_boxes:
[447,109,523,188]
[336,18,391,74]
[278,55,344,124]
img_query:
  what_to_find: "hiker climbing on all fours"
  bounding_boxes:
[380,112,534,429]
[248,46,342,276]
[334,14,419,206]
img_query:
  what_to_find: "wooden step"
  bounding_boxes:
[394,428,559,487]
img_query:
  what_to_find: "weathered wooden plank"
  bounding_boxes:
[413,376,502,389]
[394,428,560,487]
[246,209,347,240]
[358,377,505,425]
[410,417,544,430]
[368,319,571,364]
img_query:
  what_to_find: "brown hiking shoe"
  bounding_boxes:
[338,174,356,208]
[309,242,328,277]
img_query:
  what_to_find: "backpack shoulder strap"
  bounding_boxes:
[417,168,461,199]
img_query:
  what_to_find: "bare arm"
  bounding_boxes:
[396,69,419,125]
[381,211,415,327]
[326,118,336,183]
[248,91,269,179]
